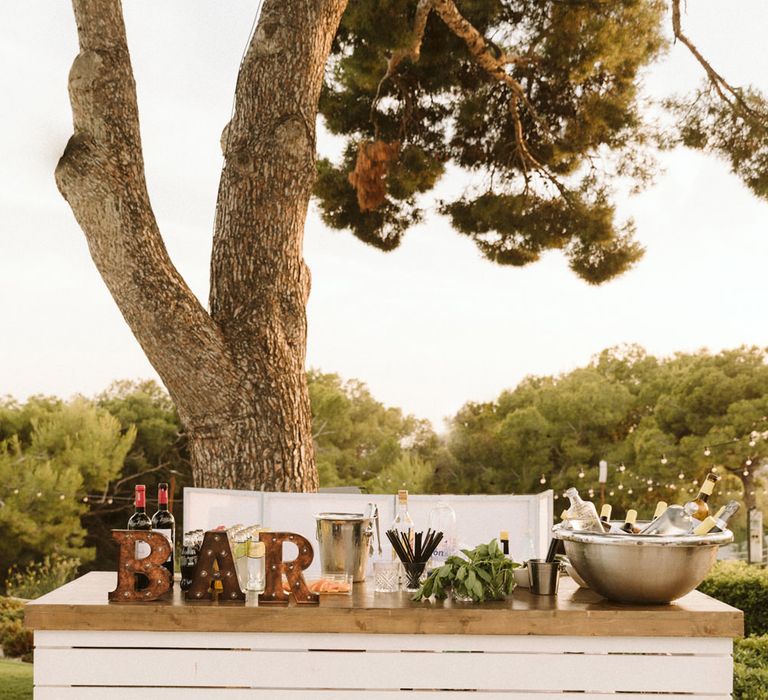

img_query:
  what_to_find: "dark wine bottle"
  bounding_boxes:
[499,530,510,556]
[127,485,152,589]
[151,483,176,580]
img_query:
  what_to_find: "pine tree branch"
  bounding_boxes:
[671,0,760,118]
[371,0,434,123]
[430,0,561,188]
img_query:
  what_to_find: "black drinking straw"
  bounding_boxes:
[386,528,443,564]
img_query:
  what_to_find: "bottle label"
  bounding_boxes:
[700,479,715,496]
[154,529,173,562]
[135,541,151,560]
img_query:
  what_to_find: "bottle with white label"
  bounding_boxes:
[127,484,152,589]
[427,501,457,571]
[151,482,175,580]
[692,500,741,535]
[684,471,721,521]
[563,487,603,532]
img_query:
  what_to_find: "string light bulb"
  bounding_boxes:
[619,463,626,472]
[743,470,750,477]
[678,472,685,480]
[627,488,634,495]
[618,483,624,490]
[578,470,585,479]
[704,446,711,457]
[746,458,753,466]
[660,455,668,465]
[540,475,547,485]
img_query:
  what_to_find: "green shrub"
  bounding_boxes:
[0,597,24,625]
[734,636,768,700]
[5,555,80,600]
[698,560,768,636]
[0,621,32,660]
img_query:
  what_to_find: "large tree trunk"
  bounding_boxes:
[56,0,348,491]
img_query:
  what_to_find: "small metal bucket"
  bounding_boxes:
[527,559,561,595]
[315,504,380,582]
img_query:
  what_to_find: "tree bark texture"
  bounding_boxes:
[57,0,348,491]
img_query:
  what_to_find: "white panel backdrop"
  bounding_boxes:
[184,488,554,576]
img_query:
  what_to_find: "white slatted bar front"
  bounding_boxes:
[32,629,733,698]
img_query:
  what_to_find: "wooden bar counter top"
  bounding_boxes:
[25,571,742,638]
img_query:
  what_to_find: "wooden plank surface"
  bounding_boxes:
[32,690,733,700]
[25,571,743,637]
[33,646,733,693]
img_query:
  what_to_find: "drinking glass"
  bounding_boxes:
[374,561,402,592]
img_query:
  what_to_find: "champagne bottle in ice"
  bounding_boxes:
[692,500,740,535]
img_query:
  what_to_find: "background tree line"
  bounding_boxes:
[1,344,766,584]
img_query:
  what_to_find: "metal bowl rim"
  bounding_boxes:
[553,526,733,547]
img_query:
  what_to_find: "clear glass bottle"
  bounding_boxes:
[233,532,251,590]
[391,489,415,559]
[247,539,265,592]
[427,501,457,570]
[563,487,603,532]
[639,502,699,536]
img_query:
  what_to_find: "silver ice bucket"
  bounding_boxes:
[315,504,381,582]
[554,525,733,604]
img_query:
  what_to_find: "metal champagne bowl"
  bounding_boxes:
[554,523,733,604]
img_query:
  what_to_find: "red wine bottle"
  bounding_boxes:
[127,485,151,588]
[151,483,175,579]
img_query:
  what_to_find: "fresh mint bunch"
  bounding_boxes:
[413,539,519,603]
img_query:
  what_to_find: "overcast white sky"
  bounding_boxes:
[2,1,768,430]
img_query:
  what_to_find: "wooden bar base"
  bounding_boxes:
[26,572,742,698]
